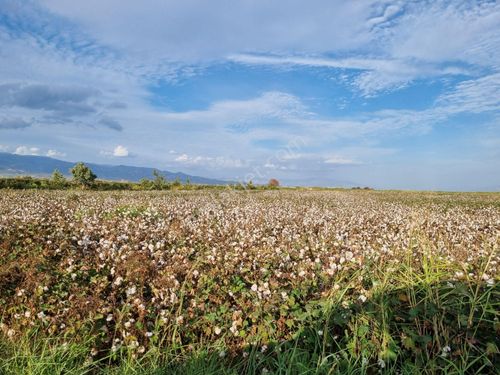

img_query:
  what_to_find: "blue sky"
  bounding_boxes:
[0,0,499,190]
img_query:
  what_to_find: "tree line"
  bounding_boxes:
[0,162,281,191]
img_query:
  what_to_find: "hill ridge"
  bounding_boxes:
[0,152,228,185]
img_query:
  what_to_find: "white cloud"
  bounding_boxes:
[113,145,129,157]
[46,149,66,158]
[174,153,189,162]
[390,1,500,68]
[366,4,401,27]
[14,146,40,156]
[39,0,379,61]
[0,144,9,152]
[436,73,500,114]
[99,145,130,157]
[229,54,396,71]
[163,91,307,123]
[41,0,496,74]
[324,156,361,165]
[2,0,498,101]
[263,162,277,169]
[263,162,288,170]
[158,86,488,152]
[227,2,500,96]
[229,54,466,77]
[229,54,469,97]
[174,153,245,168]
[11,146,66,158]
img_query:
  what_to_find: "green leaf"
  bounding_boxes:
[486,342,498,355]
[357,324,369,337]
[402,336,415,350]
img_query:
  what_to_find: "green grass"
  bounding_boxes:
[1,245,498,375]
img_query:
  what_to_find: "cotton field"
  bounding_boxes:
[0,190,499,373]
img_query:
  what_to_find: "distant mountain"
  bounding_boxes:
[0,152,229,185]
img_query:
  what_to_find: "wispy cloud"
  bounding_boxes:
[227,1,500,96]
[229,54,469,96]
[158,89,458,143]
[37,0,379,61]
[163,91,307,124]
[436,73,500,114]
[389,1,500,68]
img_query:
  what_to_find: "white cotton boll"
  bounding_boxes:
[126,285,137,296]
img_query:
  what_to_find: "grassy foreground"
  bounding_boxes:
[0,190,499,374]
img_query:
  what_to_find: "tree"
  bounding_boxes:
[51,169,66,188]
[268,178,280,188]
[138,178,153,190]
[70,162,96,188]
[152,169,168,190]
[171,177,182,188]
